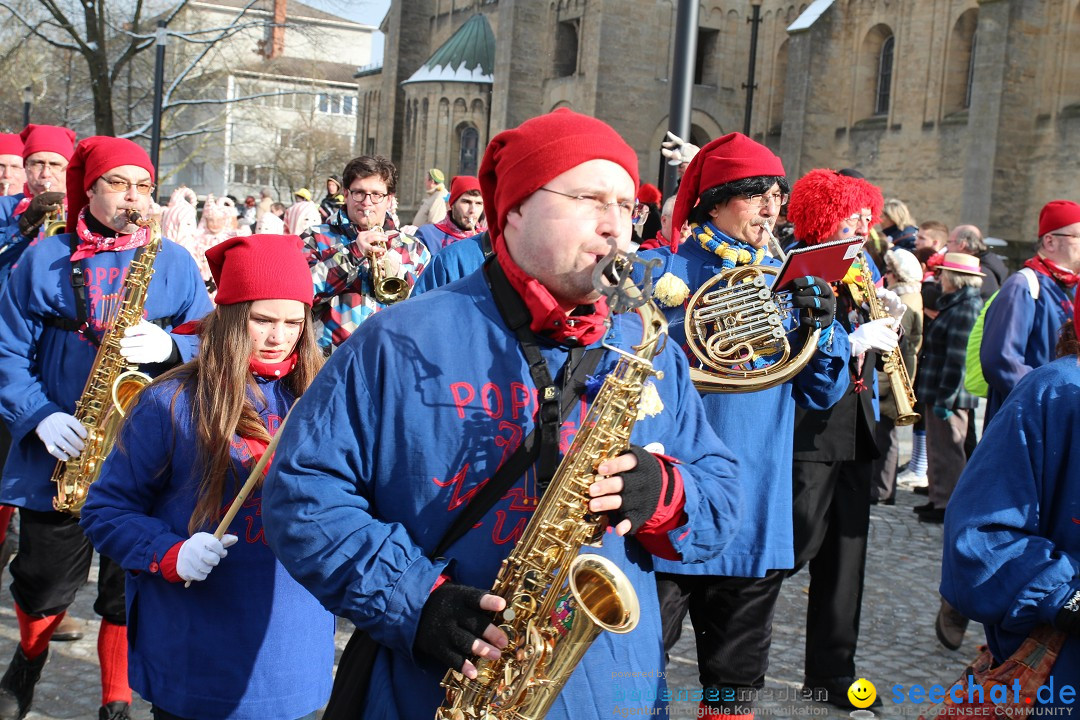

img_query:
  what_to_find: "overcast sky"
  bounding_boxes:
[303,0,390,64]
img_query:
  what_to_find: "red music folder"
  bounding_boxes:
[773,236,866,290]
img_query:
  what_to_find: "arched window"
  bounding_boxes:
[554,20,579,77]
[944,9,979,115]
[875,35,894,116]
[459,126,479,176]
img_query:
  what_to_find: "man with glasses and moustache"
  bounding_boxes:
[980,199,1080,427]
[302,155,430,349]
[0,136,211,720]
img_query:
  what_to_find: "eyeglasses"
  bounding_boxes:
[843,213,873,225]
[1049,232,1080,241]
[99,177,155,195]
[538,187,636,220]
[348,189,388,203]
[743,192,789,209]
[26,159,66,172]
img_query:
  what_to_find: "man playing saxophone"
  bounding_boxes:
[634,135,852,719]
[0,137,212,720]
[301,154,430,350]
[262,109,741,720]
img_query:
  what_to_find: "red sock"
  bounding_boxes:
[14,604,62,660]
[0,506,14,545]
[97,620,131,706]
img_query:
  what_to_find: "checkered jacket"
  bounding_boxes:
[302,209,430,348]
[915,285,983,410]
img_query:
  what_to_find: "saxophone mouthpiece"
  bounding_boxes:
[125,209,147,227]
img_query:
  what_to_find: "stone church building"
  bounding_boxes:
[357,0,1080,246]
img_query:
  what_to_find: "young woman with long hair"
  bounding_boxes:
[80,234,332,720]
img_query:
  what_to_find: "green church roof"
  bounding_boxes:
[402,13,495,85]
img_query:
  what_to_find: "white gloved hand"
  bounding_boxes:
[119,320,175,364]
[876,287,907,324]
[35,412,88,461]
[176,532,239,583]
[661,131,700,166]
[849,317,900,356]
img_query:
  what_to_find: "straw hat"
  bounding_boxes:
[937,252,984,276]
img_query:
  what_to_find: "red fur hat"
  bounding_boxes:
[206,235,314,307]
[0,134,23,157]
[19,124,76,161]
[1038,200,1080,238]
[638,183,662,206]
[65,136,155,233]
[787,169,884,245]
[448,175,481,207]
[478,108,639,246]
[671,132,785,244]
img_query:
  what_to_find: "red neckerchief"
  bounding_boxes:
[637,231,667,251]
[70,207,151,261]
[239,354,297,470]
[434,215,473,241]
[12,196,30,216]
[1024,254,1080,289]
[492,234,610,346]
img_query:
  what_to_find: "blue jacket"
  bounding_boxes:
[413,221,478,255]
[980,269,1074,426]
[412,232,487,296]
[80,375,335,719]
[636,241,850,576]
[262,268,742,720]
[0,232,213,511]
[941,356,1080,705]
[0,194,29,287]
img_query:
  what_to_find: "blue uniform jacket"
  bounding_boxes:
[980,270,1074,426]
[941,356,1080,705]
[262,268,742,720]
[413,222,478,256]
[636,242,850,576]
[412,232,487,296]
[0,232,213,511]
[0,194,29,287]
[80,375,335,719]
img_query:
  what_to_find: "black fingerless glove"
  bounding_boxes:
[610,445,664,535]
[790,276,836,331]
[1053,588,1080,636]
[18,191,65,238]
[413,583,492,670]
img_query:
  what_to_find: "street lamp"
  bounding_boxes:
[22,86,32,127]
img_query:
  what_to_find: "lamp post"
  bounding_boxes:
[150,21,168,202]
[22,86,32,126]
[664,0,699,201]
[742,3,762,135]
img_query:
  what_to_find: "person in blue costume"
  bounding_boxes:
[81,234,333,720]
[412,230,490,296]
[980,200,1080,429]
[633,134,851,719]
[0,136,213,720]
[941,304,1080,710]
[261,108,742,720]
[413,175,485,255]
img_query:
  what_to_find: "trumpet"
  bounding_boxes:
[41,181,67,237]
[364,210,410,304]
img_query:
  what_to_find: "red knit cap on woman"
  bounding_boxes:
[787,168,884,245]
[64,136,154,234]
[205,235,314,307]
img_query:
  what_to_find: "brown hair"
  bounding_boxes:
[149,302,323,533]
[1057,319,1080,358]
[342,155,397,194]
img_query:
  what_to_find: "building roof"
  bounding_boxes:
[402,13,494,86]
[788,0,836,32]
[234,56,360,85]
[190,0,374,28]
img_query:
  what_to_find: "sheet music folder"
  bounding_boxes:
[773,236,866,291]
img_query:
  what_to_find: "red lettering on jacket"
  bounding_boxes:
[433,463,489,512]
[491,510,527,545]
[450,382,475,419]
[494,420,523,468]
[480,382,503,419]
[509,382,532,420]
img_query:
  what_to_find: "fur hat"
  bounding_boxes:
[787,168,884,245]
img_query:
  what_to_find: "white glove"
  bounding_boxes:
[661,131,700,166]
[876,287,907,324]
[849,317,899,356]
[119,320,175,364]
[35,412,88,461]
[176,532,239,583]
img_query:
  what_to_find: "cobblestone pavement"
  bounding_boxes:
[0,428,986,719]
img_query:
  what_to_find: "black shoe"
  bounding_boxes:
[802,676,882,710]
[0,646,47,720]
[919,507,947,523]
[913,502,935,513]
[99,701,131,720]
[913,485,930,496]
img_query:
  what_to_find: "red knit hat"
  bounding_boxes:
[0,134,23,157]
[638,183,662,206]
[19,124,76,161]
[65,136,155,233]
[449,175,481,207]
[1038,200,1080,238]
[671,132,785,240]
[787,168,884,245]
[478,108,639,244]
[205,235,314,307]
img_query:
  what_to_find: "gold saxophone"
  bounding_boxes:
[438,248,667,720]
[51,211,162,514]
[852,251,920,426]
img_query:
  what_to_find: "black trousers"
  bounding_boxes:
[9,508,125,624]
[656,570,786,711]
[789,458,872,679]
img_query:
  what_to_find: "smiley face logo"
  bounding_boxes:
[847,678,877,709]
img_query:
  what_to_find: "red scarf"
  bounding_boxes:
[637,231,667,252]
[434,215,474,241]
[1024,254,1080,289]
[70,207,152,261]
[493,236,610,346]
[240,353,298,469]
